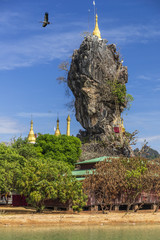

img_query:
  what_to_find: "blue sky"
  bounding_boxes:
[0,0,160,153]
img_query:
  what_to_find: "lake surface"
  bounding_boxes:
[1,225,160,240]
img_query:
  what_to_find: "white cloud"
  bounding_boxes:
[103,23,160,44]
[123,110,160,152]
[154,86,160,91]
[124,111,160,127]
[0,9,160,70]
[0,117,22,134]
[137,135,160,143]
[136,75,160,85]
[0,31,82,70]
[137,75,151,80]
[0,11,20,26]
[17,111,68,118]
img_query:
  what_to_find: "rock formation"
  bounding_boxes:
[68,35,133,158]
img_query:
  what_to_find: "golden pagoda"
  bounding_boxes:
[28,120,36,144]
[121,118,125,133]
[93,14,101,39]
[54,118,61,136]
[66,115,71,136]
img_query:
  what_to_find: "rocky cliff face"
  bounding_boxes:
[68,35,132,158]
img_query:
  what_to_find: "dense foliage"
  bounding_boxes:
[112,82,127,105]
[35,134,82,166]
[84,156,160,212]
[16,158,86,212]
[109,81,134,110]
[0,135,85,212]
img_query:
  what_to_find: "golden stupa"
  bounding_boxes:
[93,14,101,39]
[121,118,125,133]
[54,118,61,136]
[66,115,71,136]
[28,120,36,144]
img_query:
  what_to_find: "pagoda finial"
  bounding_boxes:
[28,120,36,144]
[54,118,61,136]
[66,115,71,136]
[93,14,101,39]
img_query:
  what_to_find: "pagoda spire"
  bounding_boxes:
[28,120,36,144]
[66,115,71,136]
[93,14,101,39]
[54,118,61,136]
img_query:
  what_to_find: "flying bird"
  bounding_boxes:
[40,12,50,27]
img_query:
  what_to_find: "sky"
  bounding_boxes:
[0,0,160,153]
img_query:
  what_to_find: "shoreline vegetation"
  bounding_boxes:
[1,207,160,226]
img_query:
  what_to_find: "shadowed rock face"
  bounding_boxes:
[68,35,128,141]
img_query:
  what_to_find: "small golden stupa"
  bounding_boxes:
[28,120,36,144]
[54,118,61,136]
[121,118,125,133]
[93,14,101,39]
[66,115,71,136]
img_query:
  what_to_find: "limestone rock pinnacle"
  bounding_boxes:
[68,35,132,157]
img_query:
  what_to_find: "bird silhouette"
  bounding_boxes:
[40,12,50,27]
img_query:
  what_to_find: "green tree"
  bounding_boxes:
[84,158,126,213]
[125,93,134,110]
[0,142,85,212]
[35,134,82,166]
[0,144,22,203]
[12,137,42,159]
[0,143,25,165]
[121,156,149,211]
[84,156,151,212]
[16,158,86,212]
[146,158,160,212]
[0,161,16,203]
[58,175,87,212]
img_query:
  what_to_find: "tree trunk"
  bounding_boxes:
[109,204,113,212]
[127,204,131,212]
[134,202,144,212]
[154,203,159,213]
[36,201,45,213]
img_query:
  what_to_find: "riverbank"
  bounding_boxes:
[1,207,160,226]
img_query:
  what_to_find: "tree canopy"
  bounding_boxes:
[0,135,85,212]
[84,156,160,212]
[16,158,86,212]
[35,134,82,166]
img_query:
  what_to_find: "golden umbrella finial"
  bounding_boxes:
[93,14,101,39]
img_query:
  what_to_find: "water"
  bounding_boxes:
[1,225,160,240]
